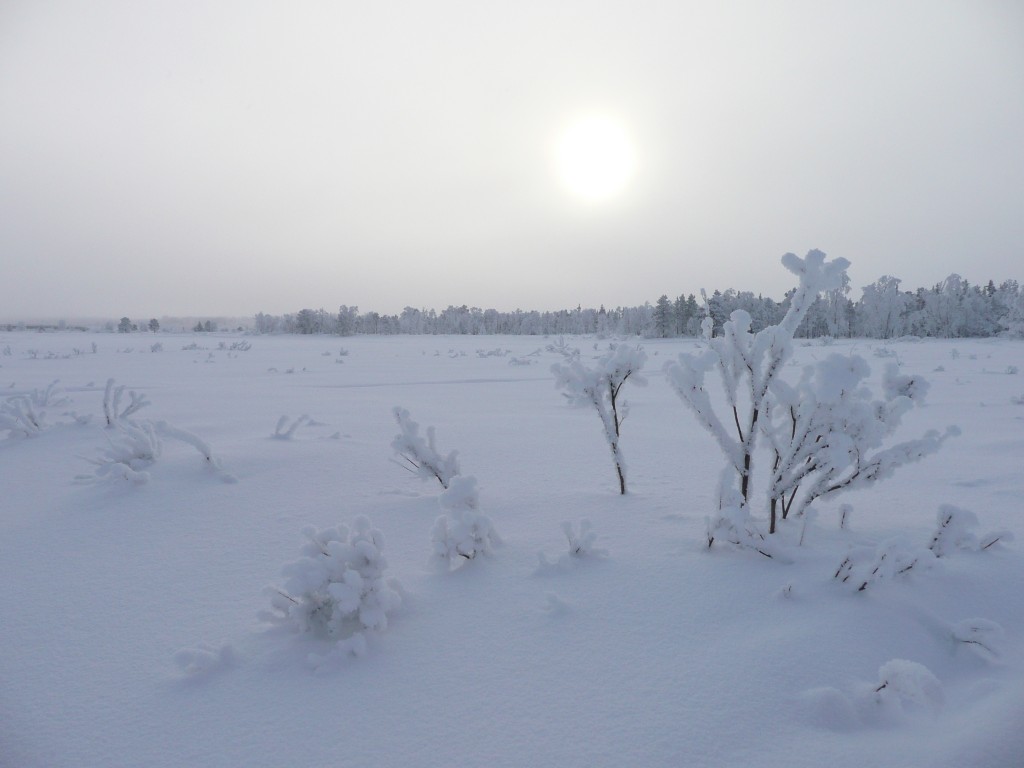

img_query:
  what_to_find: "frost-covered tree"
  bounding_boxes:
[552,344,647,494]
[855,276,910,339]
[266,517,402,657]
[665,250,954,550]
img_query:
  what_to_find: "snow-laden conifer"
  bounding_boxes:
[552,343,647,494]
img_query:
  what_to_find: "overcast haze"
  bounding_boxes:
[2,1,1022,320]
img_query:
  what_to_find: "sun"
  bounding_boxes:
[554,116,637,203]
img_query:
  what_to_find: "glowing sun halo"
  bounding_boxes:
[554,116,637,203]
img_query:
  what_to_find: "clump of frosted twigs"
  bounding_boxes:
[1,380,72,438]
[103,378,150,427]
[928,505,1012,556]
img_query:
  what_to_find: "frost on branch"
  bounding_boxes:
[102,378,150,427]
[431,476,500,568]
[266,516,402,657]
[391,407,460,489]
[552,343,647,494]
[665,250,955,550]
[951,618,1004,661]
[154,421,237,482]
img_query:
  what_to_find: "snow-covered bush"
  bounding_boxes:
[928,505,1013,556]
[0,395,44,438]
[102,378,150,427]
[665,250,956,550]
[762,357,957,530]
[873,659,944,715]
[266,516,401,656]
[833,537,927,592]
[552,344,647,494]
[562,518,607,558]
[431,475,499,568]
[0,380,72,438]
[391,407,460,489]
[546,336,580,359]
[82,420,162,484]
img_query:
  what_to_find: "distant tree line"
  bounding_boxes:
[253,274,1023,339]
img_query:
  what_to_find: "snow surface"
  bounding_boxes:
[1,332,1022,767]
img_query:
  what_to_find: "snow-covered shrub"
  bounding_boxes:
[273,414,309,440]
[546,336,580,359]
[102,378,150,427]
[562,519,607,558]
[873,659,944,714]
[82,421,162,484]
[928,505,1013,556]
[391,407,460,489]
[0,396,43,437]
[0,379,72,437]
[833,537,927,592]
[266,517,401,655]
[431,476,499,568]
[553,344,647,494]
[665,250,956,550]
[762,356,956,529]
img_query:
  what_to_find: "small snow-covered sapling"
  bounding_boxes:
[391,406,459,489]
[552,343,647,495]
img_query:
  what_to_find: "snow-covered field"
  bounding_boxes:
[1,331,1022,768]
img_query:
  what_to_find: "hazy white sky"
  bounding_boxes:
[2,0,1022,319]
